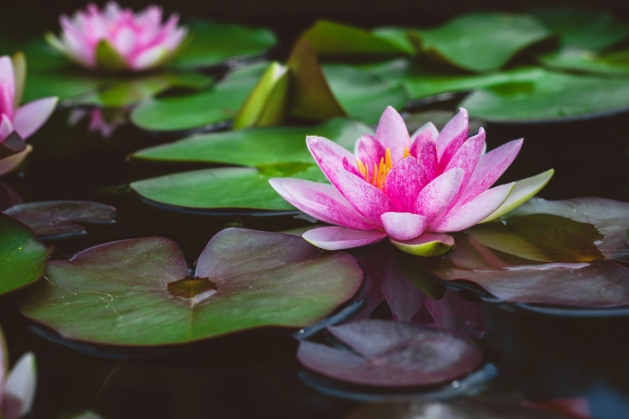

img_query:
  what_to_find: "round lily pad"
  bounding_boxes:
[297,319,483,387]
[131,165,327,211]
[417,198,629,309]
[0,213,52,297]
[132,118,369,166]
[4,201,116,239]
[413,13,551,72]
[18,229,363,346]
[169,21,277,69]
[461,69,629,122]
[130,63,266,132]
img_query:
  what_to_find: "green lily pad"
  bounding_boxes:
[133,118,370,166]
[0,213,52,297]
[131,63,266,131]
[322,64,408,124]
[413,13,552,73]
[461,68,629,122]
[540,47,629,76]
[301,20,415,56]
[131,165,327,211]
[404,66,543,100]
[532,7,629,50]
[18,229,363,346]
[170,21,277,69]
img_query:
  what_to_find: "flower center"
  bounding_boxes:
[356,147,411,190]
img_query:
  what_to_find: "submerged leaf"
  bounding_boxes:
[0,213,52,297]
[4,201,116,239]
[297,319,482,387]
[18,229,363,346]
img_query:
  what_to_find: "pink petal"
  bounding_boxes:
[431,183,514,232]
[0,57,15,98]
[0,84,14,120]
[414,168,464,222]
[342,157,362,178]
[270,178,374,230]
[384,156,429,212]
[112,26,137,57]
[307,135,355,189]
[0,114,14,142]
[444,128,486,194]
[435,108,469,163]
[410,121,438,143]
[409,135,438,180]
[354,134,385,166]
[303,226,386,250]
[131,45,169,70]
[374,106,409,163]
[336,169,393,227]
[459,138,523,205]
[381,212,428,241]
[12,97,58,140]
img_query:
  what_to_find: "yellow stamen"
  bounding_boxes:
[385,148,392,169]
[403,146,411,158]
[355,147,397,191]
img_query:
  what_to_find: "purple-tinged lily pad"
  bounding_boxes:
[417,198,629,309]
[4,201,116,239]
[297,319,483,387]
[345,399,568,419]
[18,229,363,346]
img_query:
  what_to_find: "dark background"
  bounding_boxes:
[9,0,629,42]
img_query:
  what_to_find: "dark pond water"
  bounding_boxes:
[2,100,629,419]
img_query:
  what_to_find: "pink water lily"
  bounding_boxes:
[270,107,554,256]
[0,55,58,176]
[0,327,37,419]
[46,2,188,71]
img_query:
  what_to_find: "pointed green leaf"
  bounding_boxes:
[95,40,128,70]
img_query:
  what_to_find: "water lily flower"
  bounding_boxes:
[46,2,188,71]
[270,107,554,256]
[0,55,58,176]
[0,328,37,419]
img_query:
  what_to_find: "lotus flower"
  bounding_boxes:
[0,327,37,419]
[0,55,58,176]
[46,2,188,71]
[270,107,553,256]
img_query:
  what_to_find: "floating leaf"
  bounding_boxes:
[18,229,363,346]
[540,47,629,76]
[413,13,551,72]
[417,198,629,308]
[0,213,52,297]
[302,21,415,56]
[133,118,370,166]
[404,66,543,100]
[4,201,116,239]
[170,21,277,69]
[131,165,327,211]
[532,7,629,50]
[461,68,629,122]
[346,399,568,419]
[131,63,266,131]
[322,64,408,124]
[297,320,482,387]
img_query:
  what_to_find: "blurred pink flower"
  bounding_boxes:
[69,107,126,138]
[270,106,553,256]
[47,2,188,71]
[0,327,37,419]
[0,56,58,176]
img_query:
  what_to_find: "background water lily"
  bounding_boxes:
[46,2,188,71]
[0,55,57,176]
[270,106,554,256]
[0,327,37,419]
